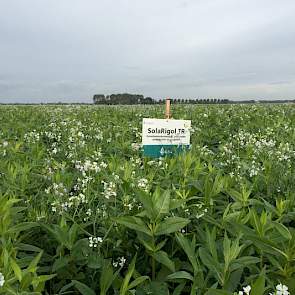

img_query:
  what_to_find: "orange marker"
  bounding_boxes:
[165,98,171,119]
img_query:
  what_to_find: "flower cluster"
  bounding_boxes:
[131,142,142,151]
[75,159,107,175]
[238,284,290,295]
[270,284,290,295]
[137,178,149,192]
[0,141,8,156]
[45,182,67,197]
[101,181,117,199]
[88,236,103,248]
[238,285,251,295]
[0,272,4,287]
[113,256,126,268]
[24,130,41,143]
[123,195,136,211]
[69,193,88,205]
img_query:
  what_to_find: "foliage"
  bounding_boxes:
[0,104,294,294]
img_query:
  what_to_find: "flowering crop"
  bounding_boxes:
[0,104,294,294]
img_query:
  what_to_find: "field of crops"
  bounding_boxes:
[0,104,295,295]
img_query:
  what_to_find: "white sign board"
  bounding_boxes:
[142,118,191,157]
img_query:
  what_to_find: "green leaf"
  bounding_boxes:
[120,254,137,295]
[17,243,43,253]
[176,233,199,274]
[199,248,222,284]
[27,251,43,273]
[273,222,292,240]
[251,271,265,295]
[10,258,22,282]
[153,190,170,220]
[172,283,186,295]
[155,217,190,236]
[170,199,185,210]
[68,223,79,248]
[205,290,231,295]
[72,280,96,295]
[115,216,152,236]
[137,235,155,252]
[52,257,70,272]
[153,250,175,272]
[32,274,56,284]
[223,268,243,293]
[87,253,103,269]
[136,190,156,220]
[20,272,33,290]
[137,281,169,295]
[58,281,75,294]
[100,261,119,295]
[223,231,231,270]
[155,239,167,252]
[233,256,260,265]
[8,222,39,233]
[128,276,149,290]
[231,256,260,272]
[166,271,193,281]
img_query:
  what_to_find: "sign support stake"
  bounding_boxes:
[165,98,171,119]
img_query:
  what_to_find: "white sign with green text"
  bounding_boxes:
[142,118,191,157]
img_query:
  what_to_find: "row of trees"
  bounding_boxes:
[93,94,231,105]
[159,98,230,104]
[93,94,153,105]
[93,94,295,105]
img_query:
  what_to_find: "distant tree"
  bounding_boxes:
[108,93,145,105]
[141,97,153,104]
[93,94,106,104]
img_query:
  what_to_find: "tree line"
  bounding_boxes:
[93,93,232,105]
[93,94,154,105]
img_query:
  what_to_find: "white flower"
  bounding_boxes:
[100,161,108,169]
[113,256,126,268]
[89,236,103,248]
[131,143,142,151]
[137,178,148,191]
[118,256,126,267]
[0,272,5,287]
[276,283,289,295]
[243,285,251,295]
[112,261,118,267]
[101,181,116,199]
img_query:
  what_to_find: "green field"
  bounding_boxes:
[0,104,294,294]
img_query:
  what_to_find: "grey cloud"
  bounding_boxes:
[268,80,295,85]
[0,0,295,102]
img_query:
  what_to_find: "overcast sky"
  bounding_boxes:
[0,0,295,103]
